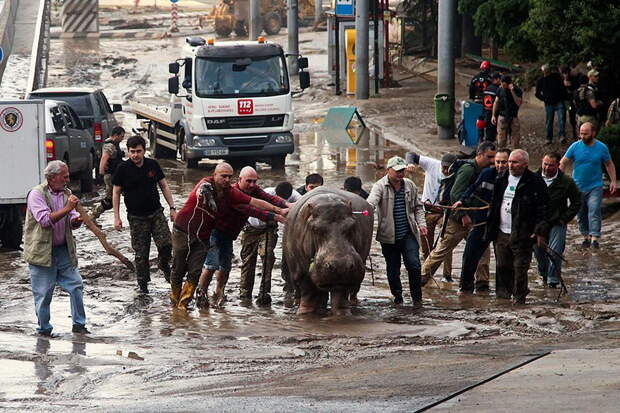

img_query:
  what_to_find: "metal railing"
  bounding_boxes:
[26,0,51,96]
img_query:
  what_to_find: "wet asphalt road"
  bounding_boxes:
[2,18,620,412]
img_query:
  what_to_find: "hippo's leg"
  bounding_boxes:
[298,292,318,314]
[330,289,350,315]
[348,286,360,306]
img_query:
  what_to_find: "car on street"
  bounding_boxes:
[27,87,122,180]
[44,100,96,193]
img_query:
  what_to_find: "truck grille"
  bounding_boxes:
[205,115,285,129]
[222,135,270,146]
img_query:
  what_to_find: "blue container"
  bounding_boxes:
[461,100,483,147]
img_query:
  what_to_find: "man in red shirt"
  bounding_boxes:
[196,166,289,308]
[171,163,287,310]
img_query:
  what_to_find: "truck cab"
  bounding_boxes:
[135,36,309,169]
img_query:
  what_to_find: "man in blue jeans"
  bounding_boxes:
[367,156,428,308]
[535,64,566,144]
[534,152,581,287]
[23,160,89,336]
[560,122,617,249]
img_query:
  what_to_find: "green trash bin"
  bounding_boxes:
[434,93,455,129]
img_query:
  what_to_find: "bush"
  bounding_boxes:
[597,124,620,167]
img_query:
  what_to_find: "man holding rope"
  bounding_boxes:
[453,148,510,293]
[421,142,496,287]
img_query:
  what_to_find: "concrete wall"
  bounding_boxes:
[0,0,17,83]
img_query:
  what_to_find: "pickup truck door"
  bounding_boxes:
[60,104,86,171]
[96,91,118,139]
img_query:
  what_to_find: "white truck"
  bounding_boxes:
[0,100,47,249]
[130,36,310,169]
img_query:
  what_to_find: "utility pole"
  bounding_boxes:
[249,0,260,40]
[287,0,299,74]
[355,0,369,99]
[315,0,322,26]
[437,0,456,139]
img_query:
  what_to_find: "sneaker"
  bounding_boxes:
[443,274,453,283]
[581,239,591,248]
[548,282,558,289]
[38,329,54,337]
[394,295,404,305]
[256,293,272,306]
[196,288,209,309]
[72,324,90,334]
[412,300,423,310]
[475,282,490,292]
[592,240,600,249]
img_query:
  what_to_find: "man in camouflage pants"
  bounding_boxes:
[239,181,301,305]
[112,136,175,293]
[90,126,125,221]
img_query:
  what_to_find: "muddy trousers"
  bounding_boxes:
[380,232,422,302]
[497,116,521,149]
[422,218,489,283]
[29,245,86,334]
[170,227,209,287]
[533,224,567,285]
[460,225,492,292]
[128,210,172,286]
[422,212,453,278]
[494,232,533,301]
[239,227,278,299]
[90,174,113,221]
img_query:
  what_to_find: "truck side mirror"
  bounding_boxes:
[298,57,308,70]
[299,71,310,90]
[112,103,122,112]
[168,76,179,95]
[169,62,180,74]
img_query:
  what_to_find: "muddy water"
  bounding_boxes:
[1,29,620,411]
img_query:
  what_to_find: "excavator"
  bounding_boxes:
[211,0,316,37]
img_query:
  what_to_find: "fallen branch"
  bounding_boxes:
[75,204,135,271]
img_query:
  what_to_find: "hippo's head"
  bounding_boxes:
[305,197,365,292]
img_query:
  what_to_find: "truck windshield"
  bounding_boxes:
[195,55,289,98]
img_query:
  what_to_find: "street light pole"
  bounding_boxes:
[437,0,456,139]
[355,0,369,99]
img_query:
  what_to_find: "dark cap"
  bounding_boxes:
[441,153,457,167]
[501,75,512,83]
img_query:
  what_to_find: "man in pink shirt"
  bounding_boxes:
[23,160,88,336]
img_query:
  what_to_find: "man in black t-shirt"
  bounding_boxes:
[492,75,523,149]
[112,136,176,293]
[482,73,502,142]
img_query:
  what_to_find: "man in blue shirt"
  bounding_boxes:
[560,122,617,248]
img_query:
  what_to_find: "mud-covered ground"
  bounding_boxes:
[1,7,620,412]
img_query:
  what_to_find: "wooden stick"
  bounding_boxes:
[432,204,491,211]
[75,204,135,271]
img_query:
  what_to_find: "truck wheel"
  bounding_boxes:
[0,205,24,250]
[80,153,94,193]
[263,12,282,35]
[178,129,200,168]
[234,21,248,37]
[149,123,175,159]
[270,155,286,170]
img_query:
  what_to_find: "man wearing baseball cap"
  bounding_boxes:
[367,156,428,308]
[406,151,457,281]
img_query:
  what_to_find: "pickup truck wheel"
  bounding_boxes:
[215,18,233,37]
[270,155,286,170]
[263,12,282,35]
[80,153,94,193]
[234,21,248,37]
[0,206,23,250]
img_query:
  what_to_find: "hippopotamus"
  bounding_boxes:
[283,187,374,314]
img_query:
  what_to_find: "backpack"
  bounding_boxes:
[575,85,596,116]
[436,160,471,206]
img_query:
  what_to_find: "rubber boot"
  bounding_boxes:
[177,281,197,311]
[170,283,182,306]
